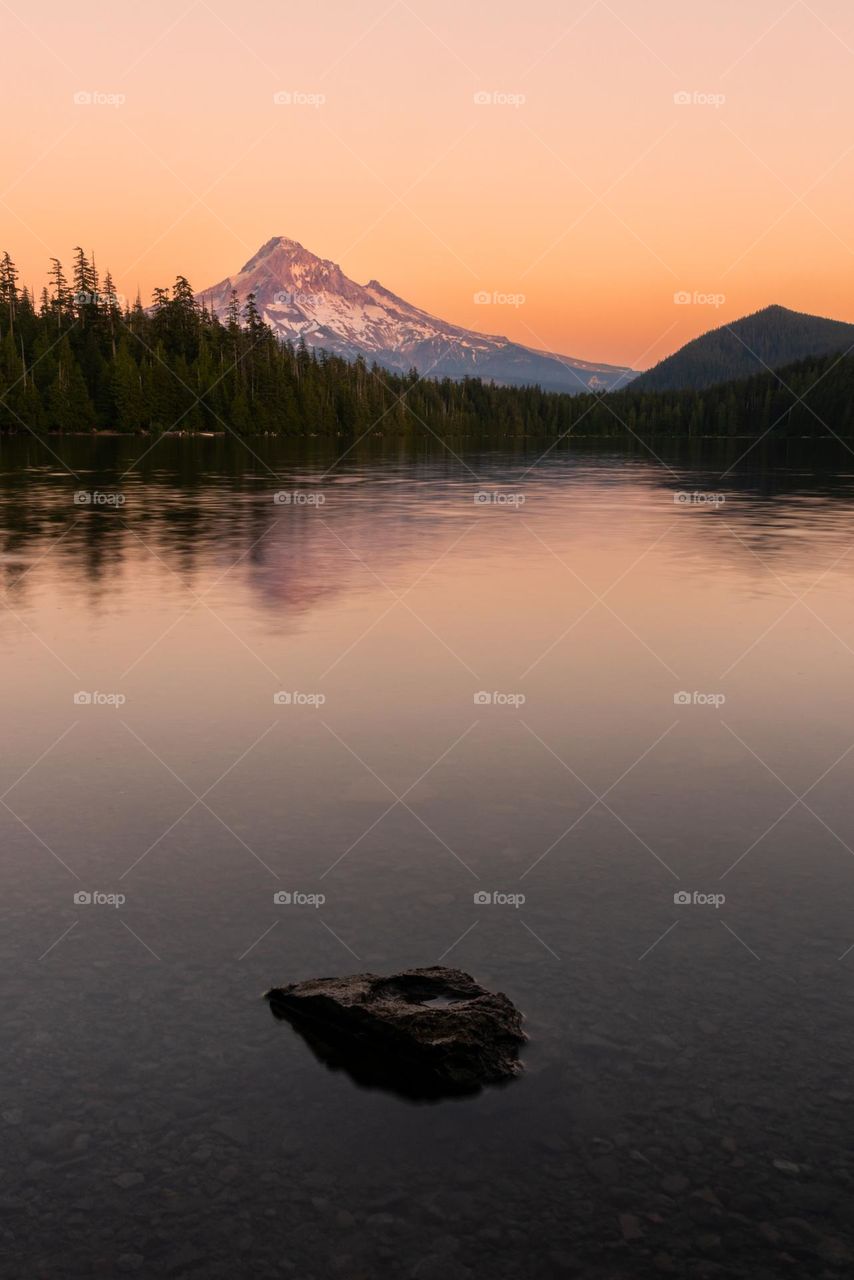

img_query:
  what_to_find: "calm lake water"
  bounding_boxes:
[3,433,854,1278]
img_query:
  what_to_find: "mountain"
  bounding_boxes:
[632,305,854,392]
[197,237,635,394]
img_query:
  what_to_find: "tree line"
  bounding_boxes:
[1,248,853,440]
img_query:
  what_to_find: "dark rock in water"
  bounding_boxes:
[265,966,526,1099]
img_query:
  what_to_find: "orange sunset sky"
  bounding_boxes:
[3,0,854,370]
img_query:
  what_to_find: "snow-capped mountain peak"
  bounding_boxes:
[198,238,635,393]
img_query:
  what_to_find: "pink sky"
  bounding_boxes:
[3,0,854,369]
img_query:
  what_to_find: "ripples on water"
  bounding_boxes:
[3,434,854,1277]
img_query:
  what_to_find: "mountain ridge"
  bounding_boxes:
[197,236,635,394]
[631,304,854,392]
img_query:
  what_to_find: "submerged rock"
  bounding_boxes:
[265,966,526,1099]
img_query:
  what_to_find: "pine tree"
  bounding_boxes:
[0,251,20,340]
[169,275,199,360]
[71,246,101,329]
[111,339,144,431]
[47,337,95,431]
[101,271,122,355]
[48,258,71,330]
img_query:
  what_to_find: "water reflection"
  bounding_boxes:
[4,433,854,1278]
[3,436,854,609]
[266,998,490,1103]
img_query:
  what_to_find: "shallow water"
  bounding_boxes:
[3,433,854,1277]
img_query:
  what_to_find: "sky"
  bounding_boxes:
[3,0,854,370]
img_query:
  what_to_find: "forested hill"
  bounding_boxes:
[1,249,854,440]
[631,305,854,393]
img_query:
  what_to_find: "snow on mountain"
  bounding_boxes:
[197,237,635,394]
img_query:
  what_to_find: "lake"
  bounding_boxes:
[3,432,854,1278]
